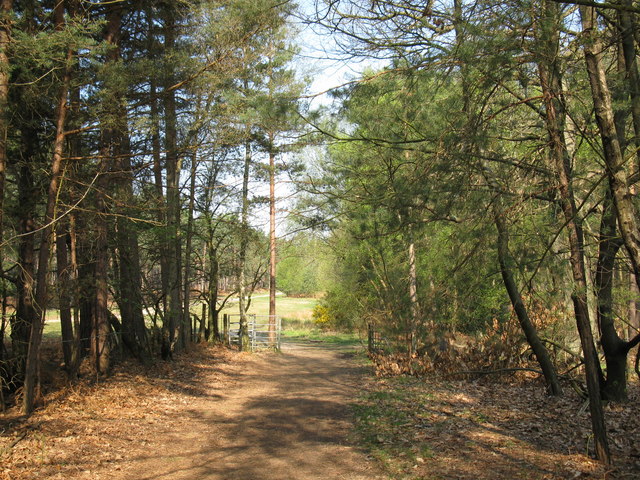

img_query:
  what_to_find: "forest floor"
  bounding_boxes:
[0,342,384,480]
[0,342,638,479]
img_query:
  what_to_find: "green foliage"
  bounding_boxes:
[277,234,330,296]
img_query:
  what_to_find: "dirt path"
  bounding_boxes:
[108,342,386,480]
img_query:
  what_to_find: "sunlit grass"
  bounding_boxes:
[218,294,317,321]
[282,329,361,345]
[9,295,320,341]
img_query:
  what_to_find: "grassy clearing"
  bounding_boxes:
[1,309,64,341]
[282,329,361,345]
[218,294,317,323]
[23,295,318,342]
[35,295,358,348]
[42,322,63,340]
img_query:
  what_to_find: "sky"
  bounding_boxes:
[292,0,385,108]
[254,0,386,236]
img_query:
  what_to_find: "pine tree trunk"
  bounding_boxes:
[93,167,110,375]
[104,4,149,363]
[162,7,183,355]
[146,5,169,346]
[238,139,251,351]
[56,223,77,376]
[207,245,219,342]
[538,1,609,462]
[12,162,37,378]
[494,209,563,395]
[408,236,420,356]
[182,153,198,347]
[617,0,640,163]
[580,6,640,283]
[269,149,277,344]
[23,8,73,412]
[150,78,169,316]
[0,1,12,357]
[482,161,562,395]
[76,228,94,358]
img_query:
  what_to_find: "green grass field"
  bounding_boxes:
[31,295,361,346]
[34,295,320,340]
[281,329,361,345]
[218,294,317,324]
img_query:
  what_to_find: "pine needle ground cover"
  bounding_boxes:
[0,345,241,480]
[352,375,640,479]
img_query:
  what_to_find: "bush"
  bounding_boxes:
[312,303,334,329]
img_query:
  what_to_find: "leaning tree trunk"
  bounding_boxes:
[495,208,563,395]
[538,0,609,462]
[580,6,640,286]
[594,187,640,400]
[482,162,562,395]
[23,11,73,413]
[452,0,561,397]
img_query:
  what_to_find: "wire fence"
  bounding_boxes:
[224,314,281,351]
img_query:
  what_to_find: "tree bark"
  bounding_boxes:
[56,223,77,376]
[481,160,563,395]
[616,0,640,167]
[0,1,13,357]
[93,167,110,375]
[23,5,73,413]
[238,138,251,351]
[12,162,37,378]
[495,209,563,395]
[269,148,277,344]
[592,186,631,401]
[407,233,420,356]
[76,226,94,358]
[162,6,183,356]
[207,243,220,342]
[182,153,198,346]
[538,0,610,462]
[581,6,640,285]
[104,3,149,363]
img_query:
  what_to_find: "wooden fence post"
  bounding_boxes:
[223,313,229,346]
[368,323,374,353]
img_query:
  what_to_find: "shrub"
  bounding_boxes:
[312,303,334,328]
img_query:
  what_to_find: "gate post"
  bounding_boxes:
[368,323,374,353]
[223,313,229,346]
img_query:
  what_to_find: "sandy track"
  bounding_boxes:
[110,343,386,480]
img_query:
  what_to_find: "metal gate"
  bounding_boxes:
[224,314,281,351]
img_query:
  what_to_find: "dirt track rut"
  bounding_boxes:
[112,342,386,480]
